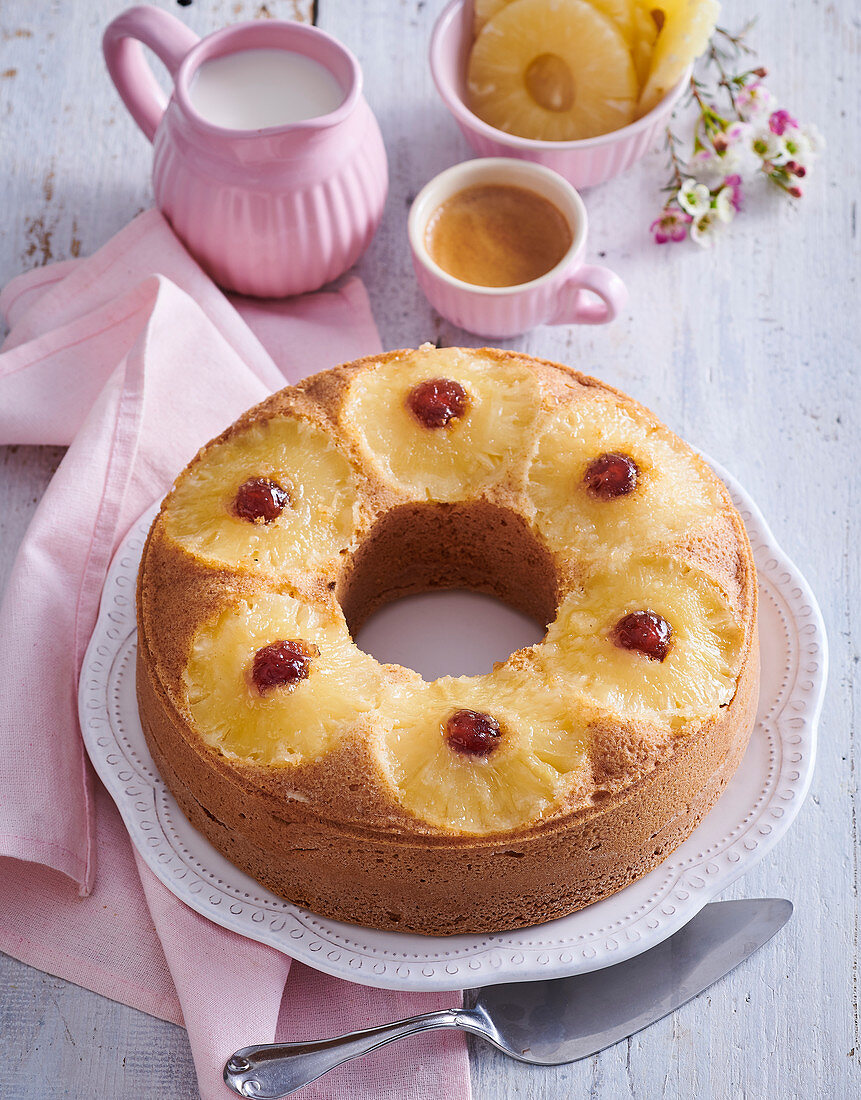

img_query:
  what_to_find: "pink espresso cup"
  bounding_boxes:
[103,5,388,298]
[408,158,628,339]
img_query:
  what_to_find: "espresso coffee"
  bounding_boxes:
[424,183,573,287]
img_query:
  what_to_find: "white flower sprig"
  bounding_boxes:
[651,24,823,248]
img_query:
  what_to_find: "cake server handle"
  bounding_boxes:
[224,1007,495,1097]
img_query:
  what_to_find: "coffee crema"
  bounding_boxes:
[424,183,573,288]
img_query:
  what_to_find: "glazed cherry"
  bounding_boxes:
[232,477,289,524]
[612,611,672,662]
[251,639,319,694]
[406,378,469,429]
[445,709,502,756]
[583,452,639,500]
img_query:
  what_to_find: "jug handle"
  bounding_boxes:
[103,6,199,143]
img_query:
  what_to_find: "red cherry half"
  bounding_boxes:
[406,378,469,429]
[251,639,319,695]
[612,611,672,662]
[445,709,502,756]
[232,477,289,524]
[583,453,639,500]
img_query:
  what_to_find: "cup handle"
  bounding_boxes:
[550,264,628,326]
[103,6,200,143]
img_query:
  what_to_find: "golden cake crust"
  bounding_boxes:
[136,347,759,935]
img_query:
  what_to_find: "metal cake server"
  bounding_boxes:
[224,897,791,1098]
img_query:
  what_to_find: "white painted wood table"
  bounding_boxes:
[0,0,857,1097]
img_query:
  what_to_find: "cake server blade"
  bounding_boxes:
[469,896,792,1062]
[224,898,792,1098]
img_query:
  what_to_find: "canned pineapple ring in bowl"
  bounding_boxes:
[430,0,699,189]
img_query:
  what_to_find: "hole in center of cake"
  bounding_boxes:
[339,501,557,676]
[355,589,544,678]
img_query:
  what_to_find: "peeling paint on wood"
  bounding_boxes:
[22,214,55,265]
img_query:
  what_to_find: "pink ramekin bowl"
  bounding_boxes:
[430,0,691,190]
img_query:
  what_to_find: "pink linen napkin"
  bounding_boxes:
[0,210,470,1100]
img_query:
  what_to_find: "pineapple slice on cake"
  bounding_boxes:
[376,666,590,834]
[538,555,744,725]
[341,347,540,501]
[636,0,720,114]
[467,0,638,141]
[162,416,359,577]
[184,593,382,765]
[522,392,724,564]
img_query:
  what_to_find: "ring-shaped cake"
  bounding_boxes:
[136,346,758,935]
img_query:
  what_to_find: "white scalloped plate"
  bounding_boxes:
[79,463,826,992]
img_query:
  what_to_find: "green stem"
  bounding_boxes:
[707,43,739,115]
[712,22,756,55]
[665,128,686,191]
[689,77,727,136]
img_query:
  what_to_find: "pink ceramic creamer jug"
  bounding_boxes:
[104,6,388,297]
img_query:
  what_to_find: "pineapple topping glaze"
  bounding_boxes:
[184,593,383,765]
[343,347,539,500]
[523,393,723,563]
[157,346,749,836]
[378,666,591,833]
[164,416,359,576]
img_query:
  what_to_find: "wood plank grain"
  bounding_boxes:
[0,954,199,1099]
